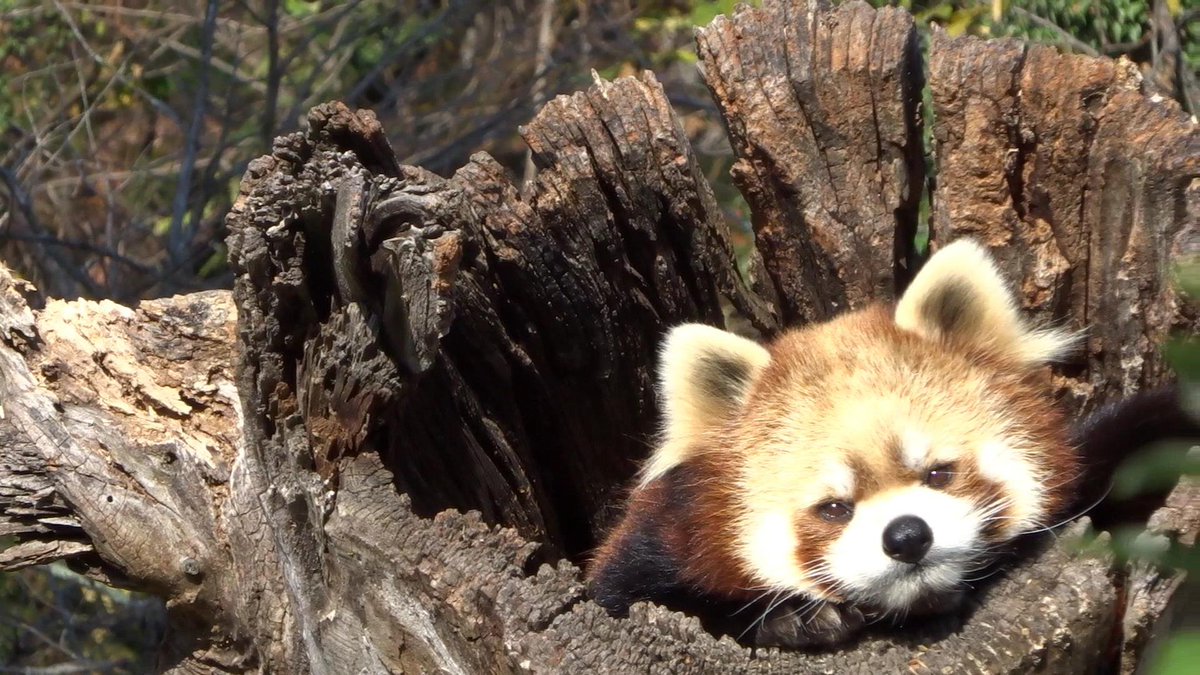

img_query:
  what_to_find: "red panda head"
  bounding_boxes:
[647,239,1080,615]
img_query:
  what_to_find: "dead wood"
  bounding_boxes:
[927,31,1199,414]
[0,0,1196,672]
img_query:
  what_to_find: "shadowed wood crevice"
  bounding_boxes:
[0,0,1196,672]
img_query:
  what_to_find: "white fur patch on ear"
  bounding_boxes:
[640,324,770,484]
[895,239,1077,365]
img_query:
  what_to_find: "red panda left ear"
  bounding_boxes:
[894,239,1077,366]
[641,324,769,484]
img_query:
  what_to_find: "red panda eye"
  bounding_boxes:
[925,463,956,489]
[816,501,854,523]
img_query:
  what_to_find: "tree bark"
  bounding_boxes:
[0,0,1196,672]
[927,29,1199,414]
[696,0,927,322]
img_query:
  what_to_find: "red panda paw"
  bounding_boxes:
[752,600,865,650]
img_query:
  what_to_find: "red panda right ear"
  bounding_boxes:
[894,239,1077,366]
[641,324,770,484]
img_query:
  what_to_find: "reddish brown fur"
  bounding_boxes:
[588,457,760,603]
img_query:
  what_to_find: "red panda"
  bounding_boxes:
[587,238,1198,649]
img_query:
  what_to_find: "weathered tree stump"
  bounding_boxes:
[0,1,1196,672]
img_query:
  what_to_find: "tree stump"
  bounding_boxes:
[0,0,1196,672]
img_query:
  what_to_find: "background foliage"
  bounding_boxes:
[1,0,1196,670]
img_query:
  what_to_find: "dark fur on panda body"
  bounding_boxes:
[586,386,1199,649]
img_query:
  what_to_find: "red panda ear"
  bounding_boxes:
[641,324,770,483]
[894,239,1077,366]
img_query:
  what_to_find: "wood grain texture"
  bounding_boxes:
[697,0,927,324]
[928,30,1199,414]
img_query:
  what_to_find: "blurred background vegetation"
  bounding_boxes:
[0,0,1196,671]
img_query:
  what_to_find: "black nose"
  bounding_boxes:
[882,515,933,564]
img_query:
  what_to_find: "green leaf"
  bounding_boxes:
[1148,629,1200,675]
[946,6,987,37]
[1179,260,1200,299]
[198,245,228,279]
[690,0,747,27]
[1111,442,1199,500]
[674,47,698,64]
[596,64,624,81]
[918,3,955,22]
[355,35,384,65]
[284,0,320,18]
[1164,338,1200,383]
[153,216,173,237]
[633,17,661,33]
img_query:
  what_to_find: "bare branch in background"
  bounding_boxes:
[1149,0,1198,115]
[0,1,682,300]
[0,610,84,664]
[1007,6,1100,57]
[3,0,1187,304]
[0,166,99,298]
[167,0,220,265]
[262,0,282,145]
[523,0,558,189]
[0,232,155,278]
